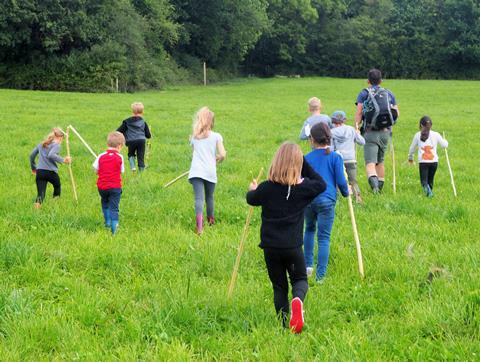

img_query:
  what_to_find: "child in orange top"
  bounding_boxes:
[408,116,448,197]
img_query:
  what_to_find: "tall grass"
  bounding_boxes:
[0,78,478,359]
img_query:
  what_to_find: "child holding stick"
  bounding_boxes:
[246,142,326,333]
[331,110,365,203]
[408,116,448,197]
[29,127,72,208]
[93,132,126,235]
[304,123,349,282]
[117,102,151,172]
[188,107,226,235]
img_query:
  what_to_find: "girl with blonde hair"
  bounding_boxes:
[188,107,226,234]
[246,142,326,333]
[29,127,72,208]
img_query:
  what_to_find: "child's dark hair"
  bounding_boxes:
[368,69,382,85]
[310,123,331,154]
[419,116,432,142]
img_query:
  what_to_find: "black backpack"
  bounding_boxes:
[362,87,395,130]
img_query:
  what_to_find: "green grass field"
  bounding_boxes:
[1,77,479,360]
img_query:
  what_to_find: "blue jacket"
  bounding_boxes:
[305,148,349,203]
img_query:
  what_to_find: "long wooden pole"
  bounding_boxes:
[391,136,396,194]
[227,167,264,300]
[67,125,97,158]
[146,126,152,164]
[443,132,457,197]
[203,62,207,86]
[344,169,365,278]
[163,171,189,188]
[65,128,78,202]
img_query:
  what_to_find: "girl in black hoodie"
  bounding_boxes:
[246,142,326,333]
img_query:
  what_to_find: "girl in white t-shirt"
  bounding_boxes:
[188,107,227,234]
[408,116,448,197]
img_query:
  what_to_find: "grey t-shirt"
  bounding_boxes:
[30,142,64,172]
[188,131,223,183]
[299,114,332,140]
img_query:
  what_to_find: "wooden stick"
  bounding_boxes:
[443,132,457,197]
[227,167,264,300]
[203,62,207,86]
[65,128,78,202]
[67,125,97,158]
[344,168,365,279]
[391,136,396,194]
[163,171,189,188]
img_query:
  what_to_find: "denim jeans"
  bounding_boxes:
[98,188,122,222]
[303,199,336,280]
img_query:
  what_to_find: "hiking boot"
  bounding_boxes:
[378,180,385,192]
[207,216,215,226]
[289,297,305,334]
[368,176,379,194]
[195,214,203,235]
[34,202,42,209]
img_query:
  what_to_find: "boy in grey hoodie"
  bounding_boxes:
[117,102,151,172]
[331,111,365,203]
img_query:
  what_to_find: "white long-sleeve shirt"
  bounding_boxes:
[408,130,448,163]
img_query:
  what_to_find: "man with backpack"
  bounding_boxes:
[355,69,399,194]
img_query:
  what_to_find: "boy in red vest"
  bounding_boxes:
[93,131,126,235]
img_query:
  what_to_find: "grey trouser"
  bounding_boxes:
[364,130,390,164]
[189,177,216,216]
[345,162,361,196]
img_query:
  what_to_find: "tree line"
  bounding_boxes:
[1,0,480,92]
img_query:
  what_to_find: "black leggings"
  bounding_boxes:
[419,162,438,189]
[263,247,308,325]
[127,139,146,168]
[35,169,61,203]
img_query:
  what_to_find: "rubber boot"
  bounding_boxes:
[196,214,203,235]
[368,176,380,194]
[129,156,136,171]
[111,220,119,235]
[102,207,111,227]
[378,179,385,193]
[207,216,215,226]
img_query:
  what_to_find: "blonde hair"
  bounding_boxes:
[308,97,321,112]
[192,106,214,139]
[42,127,65,148]
[107,131,125,148]
[268,142,303,186]
[131,102,144,115]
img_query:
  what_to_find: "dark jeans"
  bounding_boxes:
[189,177,215,216]
[419,162,438,189]
[98,188,122,221]
[127,139,146,168]
[35,169,61,203]
[263,247,308,324]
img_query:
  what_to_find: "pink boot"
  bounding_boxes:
[196,214,204,235]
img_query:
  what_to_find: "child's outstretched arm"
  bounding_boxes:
[438,133,449,149]
[299,120,311,140]
[117,121,127,135]
[29,146,39,172]
[334,157,349,197]
[246,181,264,206]
[408,133,419,163]
[47,143,65,164]
[354,130,365,146]
[216,140,226,163]
[144,122,152,139]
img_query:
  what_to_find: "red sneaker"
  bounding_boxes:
[289,297,304,333]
